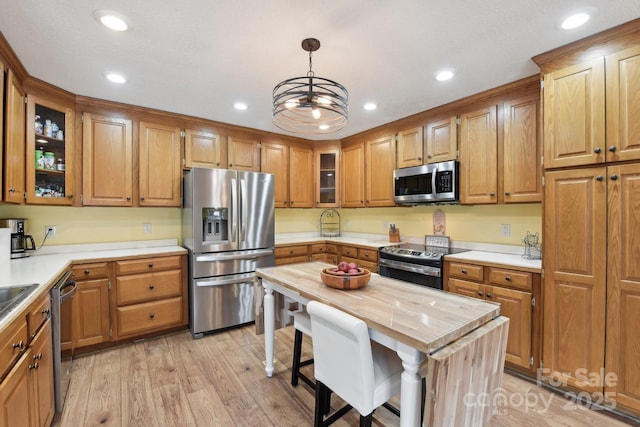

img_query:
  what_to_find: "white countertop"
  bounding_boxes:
[444,250,542,272]
[276,234,394,249]
[0,239,186,329]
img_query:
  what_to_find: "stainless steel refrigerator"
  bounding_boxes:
[183,168,275,337]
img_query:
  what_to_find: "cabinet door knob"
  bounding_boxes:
[594,147,601,154]
[609,146,617,152]
[216,162,220,166]
[505,192,510,196]
[85,270,90,275]
[417,157,422,161]
[149,284,155,290]
[148,263,154,268]
[68,194,74,199]
[505,275,512,281]
[33,353,42,360]
[229,163,233,167]
[427,154,432,158]
[611,174,618,181]
[29,362,39,370]
[490,192,495,197]
[141,197,145,201]
[41,308,50,316]
[149,313,155,319]
[477,291,483,297]
[126,197,131,201]
[461,269,467,274]
[486,293,493,299]
[596,176,603,181]
[12,340,24,350]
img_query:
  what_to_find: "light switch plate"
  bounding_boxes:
[501,224,511,238]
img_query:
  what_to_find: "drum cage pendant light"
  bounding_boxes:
[273,38,348,134]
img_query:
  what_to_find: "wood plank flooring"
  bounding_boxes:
[54,325,636,426]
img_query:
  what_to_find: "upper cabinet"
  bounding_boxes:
[502,94,542,203]
[138,121,182,207]
[542,44,640,168]
[460,106,498,204]
[341,142,365,208]
[396,127,423,168]
[82,113,133,206]
[315,148,340,208]
[184,129,223,169]
[228,135,260,171]
[365,135,396,207]
[3,69,25,204]
[288,144,314,208]
[25,94,75,205]
[425,117,458,163]
[260,140,289,208]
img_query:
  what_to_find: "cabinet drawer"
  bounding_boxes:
[275,245,308,258]
[116,255,182,275]
[341,246,358,257]
[449,262,484,282]
[116,270,183,305]
[488,268,532,291]
[326,244,338,254]
[71,262,109,280]
[27,293,51,340]
[117,297,183,337]
[311,244,327,254]
[358,260,378,273]
[275,256,309,266]
[0,317,28,379]
[358,248,378,262]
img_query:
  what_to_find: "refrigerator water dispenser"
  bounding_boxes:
[202,208,228,242]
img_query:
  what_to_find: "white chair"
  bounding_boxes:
[291,310,315,389]
[306,300,403,427]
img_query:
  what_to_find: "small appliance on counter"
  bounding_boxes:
[0,218,36,259]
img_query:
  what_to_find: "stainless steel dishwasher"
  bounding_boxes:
[50,271,77,415]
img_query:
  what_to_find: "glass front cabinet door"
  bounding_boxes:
[26,94,74,205]
[316,149,340,207]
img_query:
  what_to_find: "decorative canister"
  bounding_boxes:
[44,120,52,137]
[44,152,55,170]
[56,158,65,171]
[35,148,44,169]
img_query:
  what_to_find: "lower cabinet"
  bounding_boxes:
[275,245,310,265]
[310,243,338,264]
[445,261,541,373]
[68,254,187,353]
[340,245,378,272]
[0,294,54,427]
[275,242,379,272]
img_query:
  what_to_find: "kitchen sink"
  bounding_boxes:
[0,284,40,321]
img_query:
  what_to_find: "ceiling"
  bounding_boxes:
[1,1,640,141]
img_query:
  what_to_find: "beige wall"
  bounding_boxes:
[0,203,541,247]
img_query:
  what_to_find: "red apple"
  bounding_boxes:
[348,269,359,274]
[337,261,350,272]
[335,270,345,275]
[348,262,358,270]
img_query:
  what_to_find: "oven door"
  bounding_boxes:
[379,258,442,289]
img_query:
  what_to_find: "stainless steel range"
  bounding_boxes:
[379,235,467,289]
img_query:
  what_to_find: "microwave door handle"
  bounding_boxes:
[431,165,438,195]
[231,177,238,243]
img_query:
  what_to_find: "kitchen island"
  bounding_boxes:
[256,262,508,427]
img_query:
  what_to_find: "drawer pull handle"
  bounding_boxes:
[12,341,24,350]
[505,276,512,281]
[149,313,155,319]
[461,269,467,274]
[84,270,90,275]
[477,291,483,297]
[33,353,42,360]
[486,293,493,298]
[29,362,39,370]
[149,285,155,290]
[41,309,51,316]
[148,263,154,268]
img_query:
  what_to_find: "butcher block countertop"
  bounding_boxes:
[0,239,186,330]
[256,261,501,354]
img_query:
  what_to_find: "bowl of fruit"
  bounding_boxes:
[321,262,371,290]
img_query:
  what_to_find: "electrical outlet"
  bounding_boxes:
[45,225,56,238]
[501,224,511,238]
[143,223,152,234]
[383,221,389,230]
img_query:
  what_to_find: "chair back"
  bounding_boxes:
[306,301,375,414]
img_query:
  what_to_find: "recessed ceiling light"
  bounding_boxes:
[105,73,126,84]
[319,124,330,130]
[95,10,129,31]
[234,102,248,111]
[561,12,590,30]
[435,70,454,81]
[363,103,377,111]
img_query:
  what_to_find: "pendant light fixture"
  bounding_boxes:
[273,38,348,134]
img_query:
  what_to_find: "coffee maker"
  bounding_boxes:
[0,218,36,259]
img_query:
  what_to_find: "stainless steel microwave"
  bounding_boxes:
[393,160,459,204]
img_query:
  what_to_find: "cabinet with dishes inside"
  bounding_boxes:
[25,93,74,205]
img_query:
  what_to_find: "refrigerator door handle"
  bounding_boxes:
[240,178,248,244]
[230,177,238,242]
[195,248,274,262]
[195,273,255,287]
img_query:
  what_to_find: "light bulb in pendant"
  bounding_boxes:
[312,107,321,119]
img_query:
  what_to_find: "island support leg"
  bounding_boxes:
[263,283,275,377]
[397,343,425,427]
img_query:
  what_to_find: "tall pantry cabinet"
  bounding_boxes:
[535,28,640,415]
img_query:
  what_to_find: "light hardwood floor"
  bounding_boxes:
[54,325,636,427]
